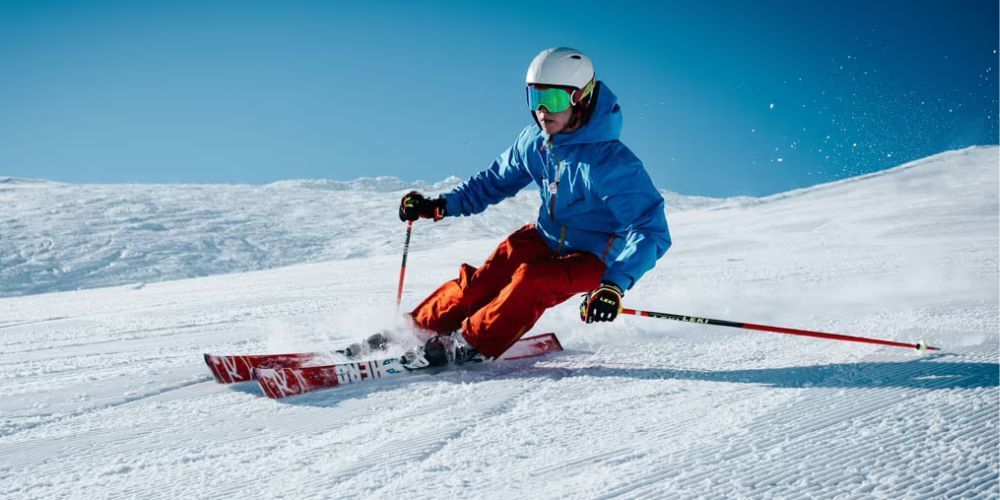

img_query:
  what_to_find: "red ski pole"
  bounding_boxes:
[620,307,938,352]
[395,221,414,310]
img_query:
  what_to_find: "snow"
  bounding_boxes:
[0,175,733,298]
[1,146,997,498]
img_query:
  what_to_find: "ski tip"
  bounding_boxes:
[549,333,564,352]
[203,353,226,383]
[500,332,563,361]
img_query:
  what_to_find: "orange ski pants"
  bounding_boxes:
[410,224,604,359]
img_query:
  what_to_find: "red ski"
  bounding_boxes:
[204,333,563,385]
[497,332,563,360]
[204,352,322,384]
[255,333,563,399]
[205,336,384,383]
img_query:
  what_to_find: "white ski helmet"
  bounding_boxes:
[526,47,595,91]
[525,47,597,123]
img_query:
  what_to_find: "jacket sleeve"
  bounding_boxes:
[597,160,671,291]
[441,135,533,217]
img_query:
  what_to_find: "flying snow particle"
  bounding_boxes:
[769,103,775,110]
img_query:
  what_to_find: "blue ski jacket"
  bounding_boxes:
[441,82,671,290]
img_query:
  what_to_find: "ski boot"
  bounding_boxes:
[399,338,448,371]
[399,332,484,371]
[446,331,486,365]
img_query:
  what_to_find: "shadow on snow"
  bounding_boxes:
[261,353,999,407]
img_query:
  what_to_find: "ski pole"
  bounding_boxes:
[620,308,938,352]
[396,220,414,310]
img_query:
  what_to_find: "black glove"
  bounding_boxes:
[399,191,447,222]
[580,281,624,323]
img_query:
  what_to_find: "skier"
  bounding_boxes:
[397,47,671,367]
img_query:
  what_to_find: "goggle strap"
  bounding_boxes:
[572,79,596,106]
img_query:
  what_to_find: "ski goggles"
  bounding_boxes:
[526,85,575,113]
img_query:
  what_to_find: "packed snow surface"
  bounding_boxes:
[1,146,997,498]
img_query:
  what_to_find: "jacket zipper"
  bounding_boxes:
[545,139,568,253]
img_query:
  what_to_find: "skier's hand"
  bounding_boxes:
[580,281,624,323]
[399,191,447,222]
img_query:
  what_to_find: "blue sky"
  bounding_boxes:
[1,0,996,197]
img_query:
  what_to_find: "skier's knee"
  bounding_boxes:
[512,262,555,287]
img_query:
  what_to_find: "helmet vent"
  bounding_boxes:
[570,55,581,59]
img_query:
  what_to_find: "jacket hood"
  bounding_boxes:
[541,81,623,145]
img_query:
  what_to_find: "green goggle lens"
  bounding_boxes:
[526,86,573,113]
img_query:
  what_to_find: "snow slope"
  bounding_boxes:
[1,146,997,498]
[0,175,733,298]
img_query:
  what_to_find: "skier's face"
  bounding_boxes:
[535,106,574,135]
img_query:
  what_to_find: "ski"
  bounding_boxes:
[205,340,377,384]
[204,352,322,384]
[254,333,563,399]
[204,332,562,385]
[495,332,563,361]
